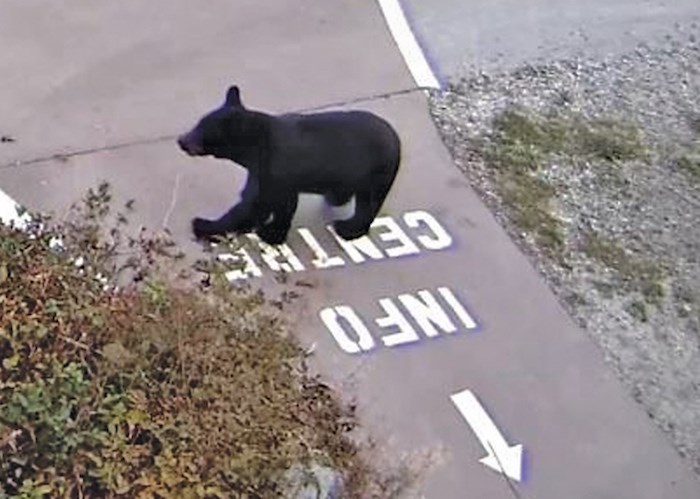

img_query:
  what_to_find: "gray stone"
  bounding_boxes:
[285,463,344,499]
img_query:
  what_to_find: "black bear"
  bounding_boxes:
[177,85,401,245]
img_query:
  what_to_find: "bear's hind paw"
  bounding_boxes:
[257,224,289,246]
[333,220,369,241]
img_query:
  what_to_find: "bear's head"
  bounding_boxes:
[178,86,262,161]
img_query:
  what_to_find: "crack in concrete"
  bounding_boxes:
[161,172,182,230]
[0,86,427,170]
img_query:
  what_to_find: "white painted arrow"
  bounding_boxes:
[450,389,524,482]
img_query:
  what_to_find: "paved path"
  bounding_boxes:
[402,0,700,80]
[1,1,699,497]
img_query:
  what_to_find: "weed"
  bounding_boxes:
[563,292,588,308]
[591,280,617,299]
[688,113,700,136]
[491,109,568,157]
[0,183,407,497]
[569,118,646,162]
[676,153,700,183]
[627,300,649,322]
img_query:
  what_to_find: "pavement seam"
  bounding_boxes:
[487,441,526,499]
[0,86,428,171]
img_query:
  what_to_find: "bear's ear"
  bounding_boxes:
[224,85,243,108]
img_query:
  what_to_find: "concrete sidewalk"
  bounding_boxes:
[0,0,412,166]
[1,1,699,497]
[401,0,700,78]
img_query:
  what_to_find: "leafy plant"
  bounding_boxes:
[0,183,410,498]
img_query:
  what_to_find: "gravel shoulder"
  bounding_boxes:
[428,31,700,473]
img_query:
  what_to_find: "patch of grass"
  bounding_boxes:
[491,110,568,161]
[569,118,646,162]
[0,183,408,498]
[490,109,647,165]
[582,232,665,306]
[499,172,564,254]
[486,110,567,257]
[484,109,647,259]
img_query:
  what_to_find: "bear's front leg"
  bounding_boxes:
[191,216,221,240]
[191,174,265,242]
[191,201,259,241]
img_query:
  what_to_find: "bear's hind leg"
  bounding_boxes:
[333,171,397,240]
[324,189,353,207]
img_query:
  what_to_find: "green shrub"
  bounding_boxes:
[0,184,399,498]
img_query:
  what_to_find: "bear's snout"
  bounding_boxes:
[177,133,204,156]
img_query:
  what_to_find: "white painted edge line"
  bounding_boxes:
[377,0,441,90]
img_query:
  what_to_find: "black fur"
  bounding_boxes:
[178,85,401,245]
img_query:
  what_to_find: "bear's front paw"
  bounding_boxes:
[192,217,219,240]
[333,220,369,241]
[257,224,289,246]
